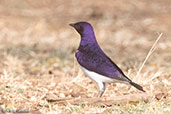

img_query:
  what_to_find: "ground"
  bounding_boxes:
[0,0,170,114]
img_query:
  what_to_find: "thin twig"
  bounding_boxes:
[135,33,163,80]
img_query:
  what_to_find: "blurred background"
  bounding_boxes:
[0,0,171,76]
[0,0,171,113]
[1,0,171,39]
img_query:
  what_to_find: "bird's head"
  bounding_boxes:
[69,22,95,37]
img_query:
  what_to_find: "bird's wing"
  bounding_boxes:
[76,50,131,82]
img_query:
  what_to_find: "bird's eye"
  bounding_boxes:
[78,25,83,32]
[76,25,83,32]
[77,25,81,30]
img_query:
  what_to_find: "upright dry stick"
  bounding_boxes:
[135,33,163,80]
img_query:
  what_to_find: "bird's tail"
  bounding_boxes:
[129,81,146,92]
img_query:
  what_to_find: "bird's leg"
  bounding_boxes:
[97,82,106,97]
[97,91,104,97]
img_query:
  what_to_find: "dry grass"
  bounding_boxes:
[0,0,171,114]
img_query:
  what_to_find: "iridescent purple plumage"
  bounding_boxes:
[70,22,145,97]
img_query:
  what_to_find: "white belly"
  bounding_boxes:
[80,66,122,83]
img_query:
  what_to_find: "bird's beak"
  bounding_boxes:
[69,23,75,28]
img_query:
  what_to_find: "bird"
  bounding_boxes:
[69,21,145,97]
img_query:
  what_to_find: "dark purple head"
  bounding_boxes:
[69,22,95,37]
